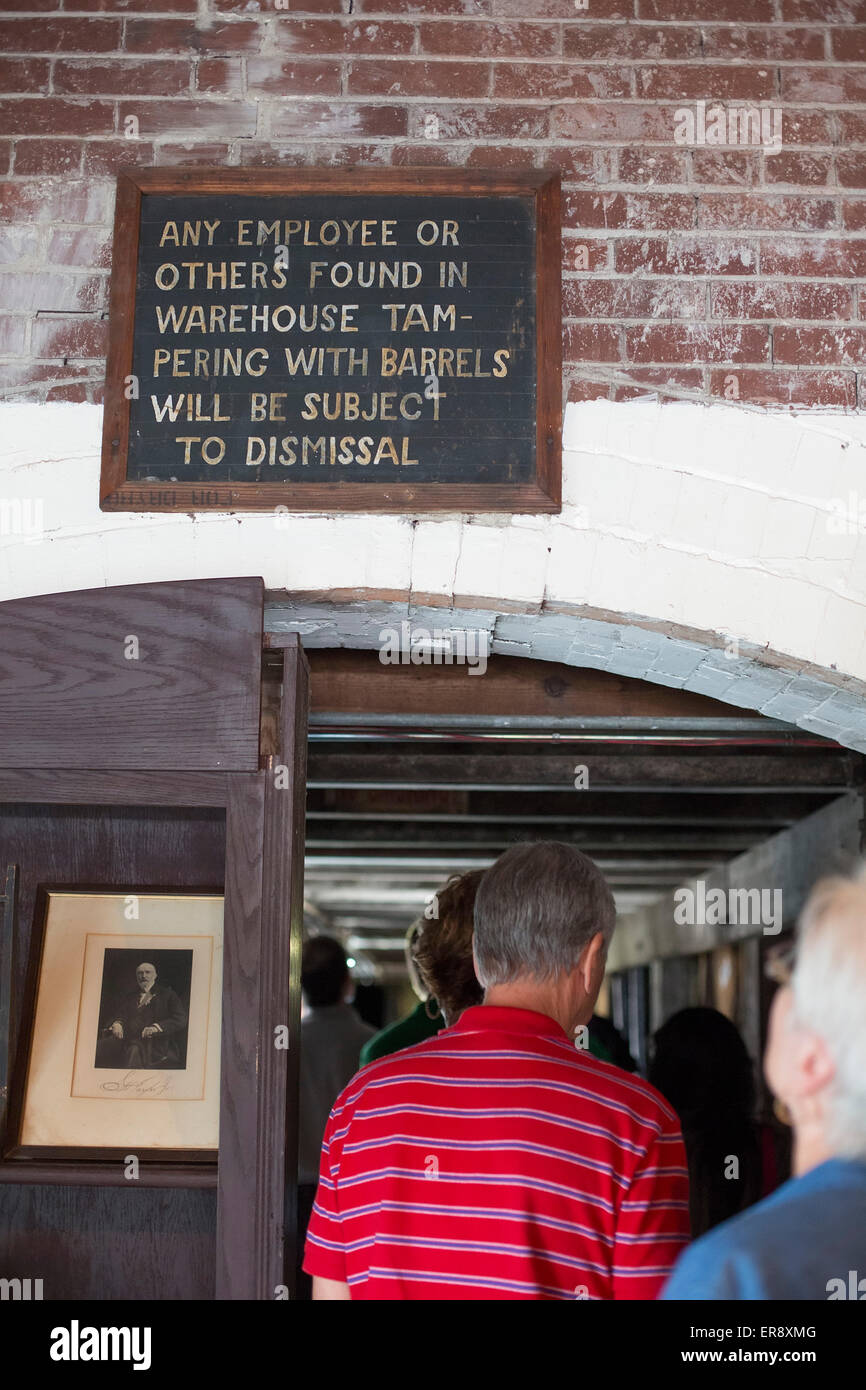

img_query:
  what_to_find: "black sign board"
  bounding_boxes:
[101,170,561,513]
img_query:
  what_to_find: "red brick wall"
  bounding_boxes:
[1,0,866,409]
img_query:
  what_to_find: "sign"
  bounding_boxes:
[100,170,561,513]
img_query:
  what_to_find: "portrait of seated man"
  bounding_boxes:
[95,960,188,1070]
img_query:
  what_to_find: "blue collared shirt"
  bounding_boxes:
[661,1157,866,1300]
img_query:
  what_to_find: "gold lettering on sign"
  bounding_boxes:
[132,194,533,485]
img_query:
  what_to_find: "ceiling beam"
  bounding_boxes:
[307,748,855,791]
[306,649,755,720]
[308,788,833,824]
[304,822,761,853]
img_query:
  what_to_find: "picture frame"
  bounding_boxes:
[99,167,562,514]
[5,887,224,1164]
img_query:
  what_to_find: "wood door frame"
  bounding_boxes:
[0,581,309,1301]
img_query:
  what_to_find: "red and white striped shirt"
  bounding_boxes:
[304,1006,690,1300]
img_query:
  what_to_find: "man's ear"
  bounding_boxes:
[795,1028,836,1101]
[580,931,606,996]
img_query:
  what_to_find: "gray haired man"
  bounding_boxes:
[306,841,690,1300]
[663,869,866,1299]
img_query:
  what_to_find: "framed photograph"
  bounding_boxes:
[6,888,223,1161]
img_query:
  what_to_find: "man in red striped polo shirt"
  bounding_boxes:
[304,841,690,1300]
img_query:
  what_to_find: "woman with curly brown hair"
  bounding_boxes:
[359,868,484,1066]
[412,868,485,1027]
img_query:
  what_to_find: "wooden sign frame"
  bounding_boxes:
[100,168,562,515]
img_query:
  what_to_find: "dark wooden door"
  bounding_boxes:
[0,581,309,1301]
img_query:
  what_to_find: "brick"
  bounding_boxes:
[0,143,11,176]
[565,191,696,230]
[831,27,866,61]
[539,148,617,182]
[776,110,834,145]
[30,315,108,358]
[562,237,608,272]
[270,102,407,140]
[47,381,91,402]
[348,61,490,98]
[553,103,683,143]
[465,143,537,168]
[637,65,778,101]
[156,142,233,166]
[564,25,699,59]
[690,149,759,185]
[409,104,549,140]
[82,140,157,176]
[763,152,832,186]
[839,112,866,144]
[196,59,244,94]
[118,99,256,139]
[760,238,866,277]
[774,326,866,367]
[563,323,621,362]
[355,0,492,12]
[618,148,689,184]
[842,200,866,230]
[65,0,198,9]
[210,0,336,8]
[125,19,260,54]
[0,18,121,53]
[54,60,192,97]
[710,282,853,321]
[567,377,611,403]
[246,58,341,96]
[565,278,705,320]
[0,100,115,137]
[612,367,704,395]
[701,25,825,60]
[709,368,857,409]
[625,324,769,363]
[0,270,103,312]
[210,0,339,7]
[494,64,631,100]
[496,0,630,13]
[239,142,393,168]
[637,0,774,16]
[421,21,557,58]
[14,139,83,177]
[0,181,113,225]
[837,152,866,188]
[48,226,112,269]
[615,237,758,276]
[781,0,866,16]
[698,194,835,231]
[0,362,93,393]
[782,67,866,103]
[0,225,42,265]
[275,20,415,54]
[0,59,50,94]
[391,143,466,166]
[0,315,27,355]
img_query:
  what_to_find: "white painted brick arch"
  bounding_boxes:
[1,398,865,750]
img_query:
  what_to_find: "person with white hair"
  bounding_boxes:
[662,869,866,1300]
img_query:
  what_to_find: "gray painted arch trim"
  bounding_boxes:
[265,595,866,755]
